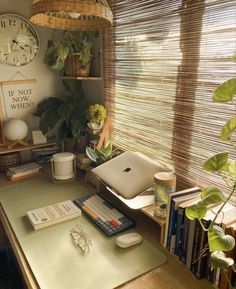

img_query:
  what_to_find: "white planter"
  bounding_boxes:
[87,120,104,130]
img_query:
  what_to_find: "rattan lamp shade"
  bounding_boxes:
[30,0,113,31]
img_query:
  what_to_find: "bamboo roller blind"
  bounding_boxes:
[103,0,236,192]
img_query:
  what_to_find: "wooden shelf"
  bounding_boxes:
[0,139,56,155]
[60,76,102,80]
[140,204,166,245]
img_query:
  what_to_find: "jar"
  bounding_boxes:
[154,172,176,218]
[50,152,76,182]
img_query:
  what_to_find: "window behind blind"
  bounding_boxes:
[103,0,236,192]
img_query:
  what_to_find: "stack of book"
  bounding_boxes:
[31,146,61,163]
[164,187,236,288]
[7,162,42,181]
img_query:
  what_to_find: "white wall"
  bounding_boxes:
[0,0,104,133]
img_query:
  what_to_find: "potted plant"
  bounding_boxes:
[44,31,98,77]
[33,80,87,151]
[86,140,121,166]
[185,54,236,287]
[86,104,107,132]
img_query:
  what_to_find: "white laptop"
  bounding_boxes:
[92,151,172,200]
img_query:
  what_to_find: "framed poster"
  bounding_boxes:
[0,79,37,122]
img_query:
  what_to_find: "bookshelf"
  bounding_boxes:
[0,138,56,155]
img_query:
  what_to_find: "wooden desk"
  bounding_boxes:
[0,174,213,289]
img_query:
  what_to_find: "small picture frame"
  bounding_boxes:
[32,130,47,145]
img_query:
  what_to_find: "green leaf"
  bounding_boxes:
[57,42,70,62]
[213,78,236,102]
[208,225,235,252]
[58,101,73,119]
[229,160,236,177]
[96,156,105,166]
[86,146,97,163]
[94,148,106,159]
[221,116,236,141]
[56,121,70,145]
[185,201,207,221]
[39,109,60,135]
[33,97,62,117]
[233,52,236,63]
[232,263,236,273]
[211,251,234,270]
[203,152,229,172]
[101,145,113,159]
[80,42,92,67]
[200,187,225,206]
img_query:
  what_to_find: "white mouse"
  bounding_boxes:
[115,232,143,248]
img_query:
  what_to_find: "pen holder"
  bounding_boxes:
[50,152,76,183]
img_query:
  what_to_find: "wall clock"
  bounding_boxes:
[0,14,39,66]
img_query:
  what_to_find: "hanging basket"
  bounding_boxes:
[65,53,92,77]
[30,0,113,31]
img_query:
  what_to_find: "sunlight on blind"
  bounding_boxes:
[104,0,236,192]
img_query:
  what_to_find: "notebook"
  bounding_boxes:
[92,151,171,200]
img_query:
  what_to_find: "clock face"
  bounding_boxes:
[0,14,39,66]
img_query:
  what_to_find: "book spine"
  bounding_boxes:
[195,219,210,279]
[179,213,190,264]
[166,199,176,251]
[186,219,196,270]
[190,219,201,274]
[205,251,215,283]
[174,206,185,257]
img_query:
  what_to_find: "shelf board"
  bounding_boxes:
[60,76,102,80]
[0,139,56,154]
[141,204,166,227]
[140,204,166,245]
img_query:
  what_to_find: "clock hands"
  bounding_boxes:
[12,39,28,52]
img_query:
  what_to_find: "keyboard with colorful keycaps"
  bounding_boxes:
[73,194,135,236]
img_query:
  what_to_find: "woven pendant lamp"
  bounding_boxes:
[30,0,113,31]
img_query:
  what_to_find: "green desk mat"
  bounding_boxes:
[0,175,167,289]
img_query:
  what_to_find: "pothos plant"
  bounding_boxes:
[186,54,236,287]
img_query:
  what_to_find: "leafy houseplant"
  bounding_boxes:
[86,141,121,166]
[44,31,97,75]
[186,55,236,287]
[87,104,107,130]
[33,80,87,146]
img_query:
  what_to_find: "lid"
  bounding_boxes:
[52,152,75,162]
[154,172,176,186]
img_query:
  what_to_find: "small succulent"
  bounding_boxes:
[86,141,121,166]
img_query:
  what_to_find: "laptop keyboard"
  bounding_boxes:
[74,194,135,236]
